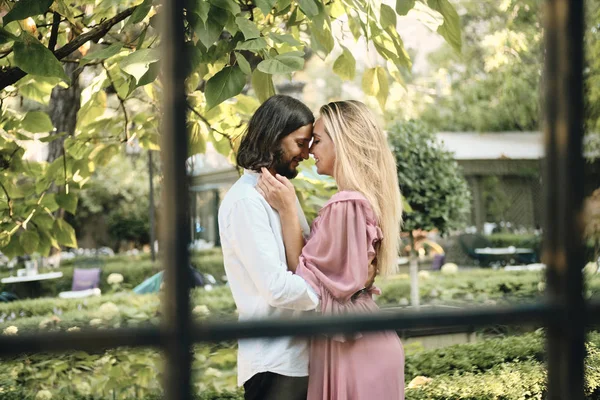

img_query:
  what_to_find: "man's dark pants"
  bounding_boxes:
[244,372,308,400]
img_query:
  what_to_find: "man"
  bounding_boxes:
[218,95,318,400]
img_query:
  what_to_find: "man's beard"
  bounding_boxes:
[272,147,300,179]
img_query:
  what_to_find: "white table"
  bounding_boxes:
[474,247,535,255]
[1,272,63,298]
[1,271,63,284]
[474,247,536,266]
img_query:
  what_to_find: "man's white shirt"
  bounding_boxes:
[218,170,319,386]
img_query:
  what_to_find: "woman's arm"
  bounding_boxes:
[256,168,304,272]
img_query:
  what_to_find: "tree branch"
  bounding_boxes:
[48,12,60,52]
[0,181,13,218]
[186,103,234,142]
[0,5,137,90]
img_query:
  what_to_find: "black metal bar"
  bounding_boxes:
[543,0,586,399]
[159,0,192,398]
[148,149,156,262]
[0,327,162,356]
[191,304,555,343]
[3,301,600,358]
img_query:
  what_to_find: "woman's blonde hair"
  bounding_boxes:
[320,100,402,276]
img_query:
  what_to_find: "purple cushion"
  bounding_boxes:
[71,268,101,291]
[431,254,446,271]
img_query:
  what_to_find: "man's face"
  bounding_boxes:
[272,124,313,179]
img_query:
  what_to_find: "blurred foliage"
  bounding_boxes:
[387,120,471,234]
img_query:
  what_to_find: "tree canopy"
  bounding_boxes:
[0,0,462,258]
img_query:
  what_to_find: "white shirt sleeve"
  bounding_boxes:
[226,197,319,311]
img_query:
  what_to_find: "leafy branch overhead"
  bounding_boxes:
[0,0,461,258]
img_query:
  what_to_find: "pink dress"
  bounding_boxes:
[296,191,405,400]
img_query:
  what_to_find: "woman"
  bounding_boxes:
[256,100,405,400]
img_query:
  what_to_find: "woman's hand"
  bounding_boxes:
[256,167,297,213]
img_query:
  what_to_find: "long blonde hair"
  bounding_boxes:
[320,101,402,276]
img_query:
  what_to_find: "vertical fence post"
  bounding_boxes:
[543,0,586,399]
[160,0,192,399]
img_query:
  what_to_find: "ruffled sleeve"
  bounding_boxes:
[296,191,383,310]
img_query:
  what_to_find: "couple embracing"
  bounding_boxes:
[218,95,405,400]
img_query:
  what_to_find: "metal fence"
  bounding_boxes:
[0,1,593,399]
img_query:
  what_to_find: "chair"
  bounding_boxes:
[458,233,493,266]
[58,267,102,299]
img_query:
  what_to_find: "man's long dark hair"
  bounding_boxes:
[236,95,314,171]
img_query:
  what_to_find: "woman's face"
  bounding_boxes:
[310,118,336,176]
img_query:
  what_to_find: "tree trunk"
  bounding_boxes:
[409,231,420,309]
[47,63,81,162]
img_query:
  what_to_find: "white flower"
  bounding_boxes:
[192,305,210,317]
[407,376,432,389]
[35,390,53,400]
[204,367,223,378]
[2,326,18,335]
[418,270,431,280]
[538,281,546,292]
[584,262,598,277]
[441,263,458,274]
[107,273,124,285]
[67,327,81,333]
[98,302,120,320]
[75,382,91,395]
[89,318,103,327]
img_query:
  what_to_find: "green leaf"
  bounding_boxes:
[13,33,69,82]
[53,219,77,248]
[251,69,275,103]
[129,0,153,25]
[310,21,334,58]
[396,0,416,16]
[257,53,304,74]
[80,43,123,66]
[32,213,54,230]
[21,111,53,133]
[3,0,53,26]
[36,228,52,256]
[17,76,62,105]
[46,156,65,181]
[137,62,160,86]
[270,33,302,47]
[119,48,161,84]
[40,193,59,212]
[255,0,277,16]
[19,229,39,255]
[209,131,231,157]
[2,233,23,259]
[427,0,461,52]
[94,144,120,166]
[235,17,260,40]
[297,0,319,17]
[205,66,246,110]
[235,52,252,74]
[348,14,363,41]
[235,37,267,51]
[210,0,240,16]
[332,46,356,81]
[362,67,389,109]
[193,14,224,48]
[380,4,397,28]
[188,121,206,156]
[0,27,20,44]
[56,191,78,214]
[189,0,210,22]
